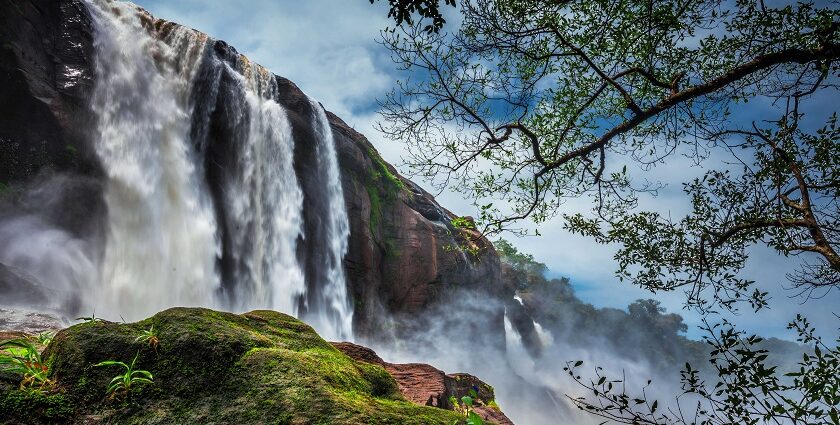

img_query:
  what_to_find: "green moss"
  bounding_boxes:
[366,184,382,235]
[366,145,405,192]
[6,308,461,425]
[355,362,402,400]
[359,144,414,263]
[0,387,75,423]
[362,142,412,232]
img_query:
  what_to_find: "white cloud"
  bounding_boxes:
[135,0,393,118]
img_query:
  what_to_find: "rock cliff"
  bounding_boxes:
[0,0,505,339]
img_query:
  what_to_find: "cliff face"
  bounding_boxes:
[328,116,502,338]
[0,0,504,339]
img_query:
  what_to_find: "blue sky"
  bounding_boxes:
[132,0,838,341]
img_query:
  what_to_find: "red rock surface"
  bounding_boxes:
[332,342,515,425]
[329,115,507,340]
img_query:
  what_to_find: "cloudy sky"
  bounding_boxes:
[132,0,837,340]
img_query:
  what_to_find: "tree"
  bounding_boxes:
[562,315,840,425]
[378,0,840,423]
[378,0,840,311]
[368,0,457,33]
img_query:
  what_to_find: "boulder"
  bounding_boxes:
[1,308,468,424]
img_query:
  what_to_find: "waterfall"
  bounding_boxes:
[67,0,353,338]
[504,311,538,376]
[306,99,353,341]
[218,62,306,317]
[87,0,220,320]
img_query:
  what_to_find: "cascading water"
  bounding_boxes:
[45,0,356,339]
[216,61,306,317]
[87,0,220,320]
[305,98,353,340]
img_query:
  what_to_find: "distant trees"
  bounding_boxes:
[497,239,702,369]
[498,240,839,425]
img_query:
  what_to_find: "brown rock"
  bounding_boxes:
[333,342,515,425]
[328,115,507,341]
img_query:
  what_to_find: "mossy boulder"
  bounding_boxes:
[1,307,462,424]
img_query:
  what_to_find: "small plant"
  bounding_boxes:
[94,351,153,400]
[451,389,485,425]
[76,313,103,324]
[135,326,159,350]
[0,339,54,392]
[34,331,54,346]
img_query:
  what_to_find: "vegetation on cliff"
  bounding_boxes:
[497,239,804,374]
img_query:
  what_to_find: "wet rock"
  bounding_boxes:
[333,341,516,425]
[1,308,464,424]
[0,0,510,343]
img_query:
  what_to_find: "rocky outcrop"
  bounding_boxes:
[2,307,508,424]
[327,117,503,338]
[333,342,515,425]
[0,0,506,339]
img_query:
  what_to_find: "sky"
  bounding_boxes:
[131,0,838,340]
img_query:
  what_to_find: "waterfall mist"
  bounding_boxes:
[0,3,743,423]
[0,174,103,315]
[363,289,689,425]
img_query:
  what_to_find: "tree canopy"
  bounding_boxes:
[376,0,840,423]
[368,0,457,32]
[378,0,840,312]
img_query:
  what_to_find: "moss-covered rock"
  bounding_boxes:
[1,308,462,425]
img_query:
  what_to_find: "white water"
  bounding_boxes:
[87,0,220,320]
[0,215,98,311]
[308,98,353,340]
[533,320,554,348]
[223,63,306,316]
[68,0,353,338]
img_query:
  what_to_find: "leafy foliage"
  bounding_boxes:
[496,239,833,424]
[450,389,486,425]
[564,316,839,424]
[0,339,53,392]
[94,351,154,401]
[567,113,840,312]
[369,0,457,33]
[135,326,159,351]
[34,332,53,347]
[379,0,840,310]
